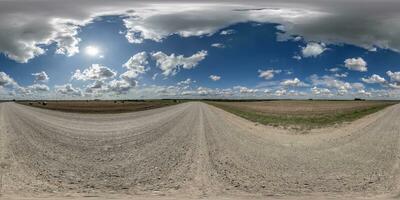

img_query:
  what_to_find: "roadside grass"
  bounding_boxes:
[207,102,395,130]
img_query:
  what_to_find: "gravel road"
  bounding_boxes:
[0,102,399,199]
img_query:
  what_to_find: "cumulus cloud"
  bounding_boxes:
[310,74,352,95]
[177,78,195,86]
[357,89,372,97]
[123,51,148,73]
[334,72,348,78]
[72,64,116,81]
[32,71,49,82]
[85,80,105,94]
[352,82,365,90]
[119,71,138,85]
[389,83,400,89]
[258,69,281,80]
[233,86,258,94]
[106,79,134,94]
[27,84,50,92]
[209,75,221,81]
[151,50,207,76]
[0,71,50,96]
[55,84,82,96]
[301,42,326,58]
[387,71,400,82]
[280,78,308,87]
[274,89,287,96]
[0,15,81,63]
[80,52,150,96]
[344,57,367,72]
[311,86,331,96]
[362,74,386,84]
[0,72,17,87]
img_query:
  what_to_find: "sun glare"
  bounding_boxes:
[85,46,100,56]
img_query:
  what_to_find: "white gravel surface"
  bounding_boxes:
[0,102,399,200]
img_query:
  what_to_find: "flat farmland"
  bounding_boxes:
[18,100,179,113]
[207,100,397,130]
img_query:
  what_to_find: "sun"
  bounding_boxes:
[85,46,100,56]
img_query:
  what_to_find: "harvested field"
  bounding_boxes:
[0,101,400,199]
[18,100,179,113]
[207,100,396,130]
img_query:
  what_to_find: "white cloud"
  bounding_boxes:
[0,72,17,87]
[293,55,302,60]
[352,82,365,90]
[387,71,400,82]
[311,86,331,96]
[280,78,308,87]
[1,71,50,96]
[328,67,340,72]
[361,74,386,84]
[72,64,116,81]
[119,70,139,85]
[0,16,81,63]
[258,69,281,80]
[356,89,372,97]
[310,74,352,95]
[123,51,148,72]
[334,72,348,78]
[55,84,82,96]
[233,86,258,94]
[85,80,105,94]
[301,42,326,57]
[3,1,400,63]
[209,75,221,81]
[211,43,225,48]
[274,89,287,96]
[152,73,158,80]
[344,57,367,72]
[32,71,49,82]
[119,51,149,82]
[151,50,207,76]
[27,84,50,92]
[106,79,135,94]
[52,20,80,57]
[177,78,195,86]
[87,53,150,95]
[220,29,235,35]
[389,83,400,89]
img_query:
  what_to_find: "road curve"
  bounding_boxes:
[0,102,400,199]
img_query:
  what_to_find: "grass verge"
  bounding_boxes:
[207,102,394,130]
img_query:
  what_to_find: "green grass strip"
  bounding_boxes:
[208,103,393,130]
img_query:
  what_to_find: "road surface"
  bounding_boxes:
[0,102,399,199]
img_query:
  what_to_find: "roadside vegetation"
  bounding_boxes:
[18,100,181,114]
[207,100,397,130]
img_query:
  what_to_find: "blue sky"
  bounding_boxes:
[1,1,400,99]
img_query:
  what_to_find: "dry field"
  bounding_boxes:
[207,100,396,130]
[18,100,179,113]
[0,101,400,200]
